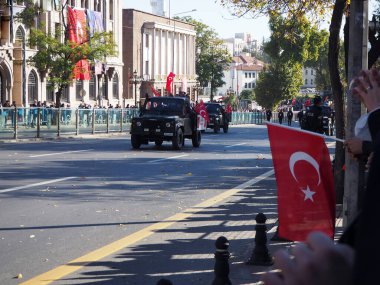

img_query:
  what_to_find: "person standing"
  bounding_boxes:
[278,109,284,124]
[287,108,293,126]
[266,109,272,122]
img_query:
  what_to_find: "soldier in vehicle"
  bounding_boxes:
[304,95,324,134]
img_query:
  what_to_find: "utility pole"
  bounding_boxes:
[344,0,369,226]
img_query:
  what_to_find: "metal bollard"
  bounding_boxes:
[212,236,231,285]
[246,213,273,266]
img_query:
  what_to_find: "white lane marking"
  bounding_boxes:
[0,177,78,194]
[225,143,247,148]
[29,149,94,158]
[148,154,189,163]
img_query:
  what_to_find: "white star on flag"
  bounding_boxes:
[301,186,316,202]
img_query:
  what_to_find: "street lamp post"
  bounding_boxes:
[130,70,141,107]
[171,9,196,95]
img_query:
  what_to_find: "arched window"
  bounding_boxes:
[89,74,96,100]
[28,71,38,102]
[76,80,84,101]
[112,73,118,99]
[15,26,25,47]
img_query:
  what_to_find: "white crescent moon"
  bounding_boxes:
[200,110,206,117]
[289,152,321,185]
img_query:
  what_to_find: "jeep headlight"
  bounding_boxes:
[136,122,142,127]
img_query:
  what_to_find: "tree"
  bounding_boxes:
[255,62,302,109]
[27,4,116,107]
[239,89,255,101]
[179,17,232,101]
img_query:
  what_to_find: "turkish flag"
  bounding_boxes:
[267,123,335,241]
[166,72,175,94]
[195,100,209,123]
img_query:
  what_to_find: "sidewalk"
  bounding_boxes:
[41,171,341,285]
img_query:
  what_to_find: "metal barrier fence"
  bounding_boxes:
[0,107,267,140]
[0,107,140,140]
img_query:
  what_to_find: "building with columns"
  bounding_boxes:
[0,0,123,108]
[122,9,197,106]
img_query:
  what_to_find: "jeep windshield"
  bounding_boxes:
[205,104,222,114]
[143,97,184,116]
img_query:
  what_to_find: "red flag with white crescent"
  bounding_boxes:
[267,123,335,241]
[166,72,175,94]
[195,100,209,123]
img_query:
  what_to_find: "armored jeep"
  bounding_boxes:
[130,97,201,150]
[204,102,229,133]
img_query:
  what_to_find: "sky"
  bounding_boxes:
[122,0,270,42]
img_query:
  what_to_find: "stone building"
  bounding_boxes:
[0,0,123,108]
[122,9,197,106]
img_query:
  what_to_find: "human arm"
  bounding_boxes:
[262,232,354,285]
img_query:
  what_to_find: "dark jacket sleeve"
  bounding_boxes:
[353,108,380,285]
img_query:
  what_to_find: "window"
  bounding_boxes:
[245,72,248,78]
[102,75,108,99]
[311,69,314,75]
[305,69,308,75]
[112,74,119,99]
[252,82,256,88]
[109,0,114,20]
[76,80,84,101]
[311,79,314,85]
[89,74,96,100]
[252,72,256,78]
[28,71,38,102]
[61,86,69,103]
[248,83,252,88]
[15,26,25,48]
[46,81,55,103]
[305,79,308,85]
[244,83,248,88]
[249,73,252,78]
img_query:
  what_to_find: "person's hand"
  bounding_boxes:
[261,232,354,285]
[344,137,363,157]
[352,68,380,112]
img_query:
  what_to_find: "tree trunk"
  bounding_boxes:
[328,0,347,204]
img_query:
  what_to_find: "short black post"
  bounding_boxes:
[156,278,173,285]
[212,236,231,285]
[246,213,273,266]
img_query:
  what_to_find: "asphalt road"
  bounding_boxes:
[0,125,274,284]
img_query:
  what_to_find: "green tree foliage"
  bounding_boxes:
[239,89,255,101]
[15,0,42,28]
[255,62,302,109]
[179,16,232,101]
[27,22,116,107]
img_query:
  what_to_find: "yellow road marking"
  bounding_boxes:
[21,169,274,285]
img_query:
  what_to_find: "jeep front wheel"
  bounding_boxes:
[172,128,184,150]
[192,130,201,147]
[131,134,141,149]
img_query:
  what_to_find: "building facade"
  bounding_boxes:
[122,9,197,106]
[220,53,264,96]
[0,0,123,108]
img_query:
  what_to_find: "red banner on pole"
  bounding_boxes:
[267,123,335,241]
[166,72,175,95]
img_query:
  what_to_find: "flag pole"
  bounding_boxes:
[265,122,345,143]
